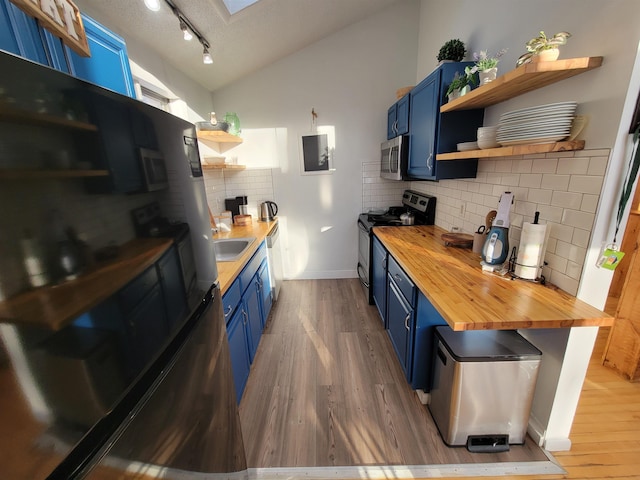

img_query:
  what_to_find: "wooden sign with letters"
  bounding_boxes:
[10,0,90,57]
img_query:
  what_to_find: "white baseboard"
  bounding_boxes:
[543,437,572,452]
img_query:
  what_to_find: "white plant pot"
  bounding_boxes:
[533,48,560,62]
[447,85,471,103]
[479,67,498,85]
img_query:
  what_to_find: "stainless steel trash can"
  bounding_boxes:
[428,327,541,451]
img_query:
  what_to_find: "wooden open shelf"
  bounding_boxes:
[202,164,246,171]
[197,130,243,153]
[440,57,603,113]
[436,140,585,161]
[0,169,109,179]
[0,104,98,131]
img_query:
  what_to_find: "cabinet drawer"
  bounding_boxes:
[222,278,242,324]
[239,241,267,292]
[388,255,415,303]
[119,265,159,314]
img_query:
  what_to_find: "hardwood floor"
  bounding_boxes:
[239,279,550,471]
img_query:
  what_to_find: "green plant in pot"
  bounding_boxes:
[446,67,477,101]
[473,48,507,84]
[437,38,466,62]
[516,31,571,66]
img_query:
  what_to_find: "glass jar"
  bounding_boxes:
[224,112,241,136]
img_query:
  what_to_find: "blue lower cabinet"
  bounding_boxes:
[243,279,263,363]
[257,259,272,326]
[372,236,388,325]
[387,276,414,379]
[411,292,448,391]
[66,14,135,97]
[226,307,251,402]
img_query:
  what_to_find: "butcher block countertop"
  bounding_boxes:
[374,225,613,331]
[213,219,278,294]
[0,238,173,331]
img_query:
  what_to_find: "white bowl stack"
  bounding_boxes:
[496,102,577,146]
[477,126,500,149]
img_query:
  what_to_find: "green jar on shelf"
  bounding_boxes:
[224,112,241,136]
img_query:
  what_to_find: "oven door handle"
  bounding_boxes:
[358,220,369,234]
[357,262,369,289]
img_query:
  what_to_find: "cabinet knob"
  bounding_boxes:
[394,273,402,283]
[224,305,233,318]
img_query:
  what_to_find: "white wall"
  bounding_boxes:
[211,1,421,279]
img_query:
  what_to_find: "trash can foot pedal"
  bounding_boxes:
[466,435,510,453]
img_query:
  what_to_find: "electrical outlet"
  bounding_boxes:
[460,202,466,216]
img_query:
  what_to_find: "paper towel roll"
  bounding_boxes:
[515,222,548,280]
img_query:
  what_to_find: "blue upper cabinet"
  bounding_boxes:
[66,15,136,98]
[386,94,410,140]
[0,4,135,98]
[0,0,68,72]
[408,62,484,180]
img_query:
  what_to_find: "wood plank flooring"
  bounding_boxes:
[238,279,549,469]
[240,279,640,479]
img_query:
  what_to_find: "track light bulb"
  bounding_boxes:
[144,0,161,11]
[203,47,213,64]
[180,20,193,41]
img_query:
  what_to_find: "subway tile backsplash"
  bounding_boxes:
[203,168,275,220]
[362,149,610,296]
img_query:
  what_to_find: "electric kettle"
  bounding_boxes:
[259,201,278,221]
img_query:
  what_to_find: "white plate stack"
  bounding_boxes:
[496,102,577,146]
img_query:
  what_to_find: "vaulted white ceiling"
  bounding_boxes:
[74,0,400,92]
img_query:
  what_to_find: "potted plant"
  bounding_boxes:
[473,48,507,84]
[437,38,466,63]
[516,31,571,66]
[446,66,477,102]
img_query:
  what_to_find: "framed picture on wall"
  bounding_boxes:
[301,133,333,174]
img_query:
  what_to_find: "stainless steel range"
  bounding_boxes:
[357,190,436,304]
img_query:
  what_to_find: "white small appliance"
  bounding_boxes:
[482,192,514,266]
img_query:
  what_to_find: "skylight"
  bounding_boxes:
[222,0,260,15]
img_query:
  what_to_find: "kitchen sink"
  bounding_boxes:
[213,237,256,262]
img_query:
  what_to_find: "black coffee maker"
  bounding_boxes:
[225,196,248,216]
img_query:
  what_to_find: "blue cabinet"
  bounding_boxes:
[226,306,251,401]
[257,259,272,326]
[387,94,410,139]
[374,235,449,391]
[0,4,134,97]
[0,0,69,72]
[66,15,135,97]
[223,241,271,403]
[372,236,387,325]
[408,62,484,180]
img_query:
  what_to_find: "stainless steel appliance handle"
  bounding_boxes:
[224,305,233,318]
[357,262,369,289]
[426,152,433,171]
[394,273,402,283]
[404,312,411,330]
[357,220,369,234]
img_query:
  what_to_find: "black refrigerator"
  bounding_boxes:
[0,51,247,479]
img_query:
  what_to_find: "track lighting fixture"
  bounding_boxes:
[144,0,161,11]
[202,46,213,64]
[163,0,212,65]
[179,18,193,41]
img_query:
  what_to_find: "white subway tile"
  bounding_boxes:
[581,194,599,213]
[566,261,584,281]
[572,228,591,248]
[575,149,611,157]
[500,174,520,186]
[536,205,563,223]
[514,200,538,218]
[547,151,575,158]
[548,270,579,296]
[547,222,574,242]
[478,159,496,172]
[568,175,604,194]
[545,252,568,272]
[562,209,596,230]
[513,159,533,173]
[555,240,587,265]
[545,236,558,254]
[519,173,543,189]
[557,157,590,175]
[541,174,570,191]
[587,156,609,176]
[531,158,558,173]
[495,159,513,173]
[551,191,583,210]
[527,188,552,204]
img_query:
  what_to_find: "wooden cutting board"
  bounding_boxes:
[441,232,474,248]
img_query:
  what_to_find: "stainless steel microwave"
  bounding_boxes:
[380,135,408,180]
[139,148,169,191]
